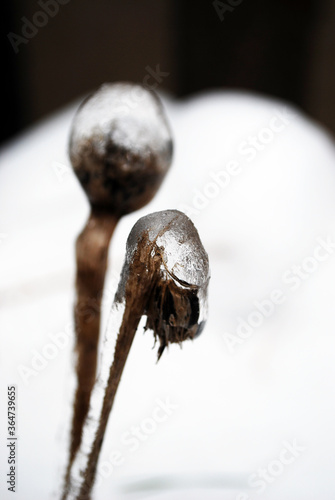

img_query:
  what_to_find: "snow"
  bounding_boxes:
[1,89,335,499]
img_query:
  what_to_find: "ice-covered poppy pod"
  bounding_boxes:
[118,209,210,358]
[65,82,173,488]
[69,82,173,214]
[63,210,210,500]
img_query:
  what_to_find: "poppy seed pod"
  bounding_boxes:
[64,83,173,485]
[69,82,173,215]
[118,210,210,358]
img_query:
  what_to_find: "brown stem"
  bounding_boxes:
[78,306,143,500]
[65,209,118,488]
[63,241,156,500]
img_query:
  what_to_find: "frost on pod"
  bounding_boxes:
[69,82,173,214]
[116,209,210,358]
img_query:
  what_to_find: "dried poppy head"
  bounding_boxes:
[117,209,210,358]
[69,82,173,215]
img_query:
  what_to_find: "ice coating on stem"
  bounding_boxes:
[64,301,126,500]
[69,82,173,213]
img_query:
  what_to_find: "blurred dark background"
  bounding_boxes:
[2,0,335,145]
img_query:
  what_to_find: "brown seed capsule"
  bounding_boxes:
[69,82,173,215]
[118,209,210,358]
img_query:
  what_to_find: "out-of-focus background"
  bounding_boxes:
[2,0,335,146]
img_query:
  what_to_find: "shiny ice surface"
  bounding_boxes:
[126,210,210,288]
[69,82,172,168]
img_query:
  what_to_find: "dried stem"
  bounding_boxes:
[64,209,118,489]
[77,295,146,500]
[63,238,154,500]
